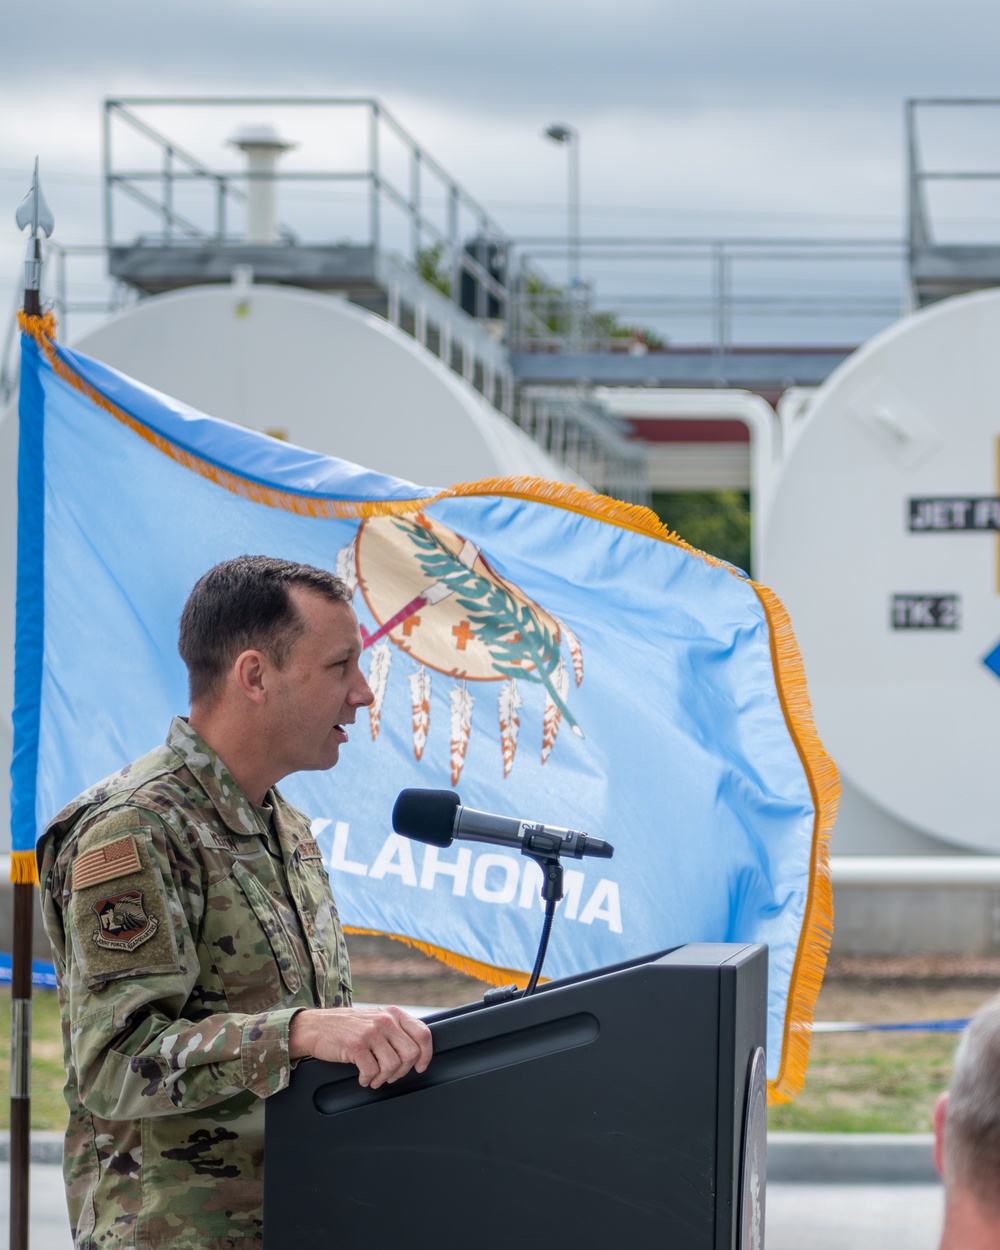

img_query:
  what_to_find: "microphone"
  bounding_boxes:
[392,789,614,860]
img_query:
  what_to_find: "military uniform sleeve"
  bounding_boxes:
[54,807,299,1120]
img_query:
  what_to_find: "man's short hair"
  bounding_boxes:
[943,993,1000,1212]
[178,555,353,706]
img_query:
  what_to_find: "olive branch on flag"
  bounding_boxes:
[346,515,583,780]
[396,519,582,737]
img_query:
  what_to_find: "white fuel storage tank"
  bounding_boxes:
[762,288,1000,856]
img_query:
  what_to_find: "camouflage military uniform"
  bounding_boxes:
[37,717,353,1250]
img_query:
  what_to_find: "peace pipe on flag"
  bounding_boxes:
[11,311,838,1103]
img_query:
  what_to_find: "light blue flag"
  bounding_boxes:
[12,316,838,1102]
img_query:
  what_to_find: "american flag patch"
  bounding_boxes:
[73,835,141,890]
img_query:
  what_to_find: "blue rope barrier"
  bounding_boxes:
[0,953,57,989]
[813,1018,971,1033]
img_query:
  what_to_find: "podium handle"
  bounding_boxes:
[312,1011,599,1116]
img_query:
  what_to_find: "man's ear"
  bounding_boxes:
[232,649,269,703]
[934,1091,949,1177]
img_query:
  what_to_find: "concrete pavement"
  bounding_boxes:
[0,1161,72,1249]
[767,1184,943,1250]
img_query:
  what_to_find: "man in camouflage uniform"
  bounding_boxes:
[37,556,433,1249]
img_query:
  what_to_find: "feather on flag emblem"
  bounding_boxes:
[449,683,474,784]
[541,656,570,765]
[366,639,392,742]
[335,532,359,593]
[498,679,523,778]
[409,665,431,761]
[347,512,583,780]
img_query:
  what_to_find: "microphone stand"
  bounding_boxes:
[521,851,563,996]
[484,839,566,1005]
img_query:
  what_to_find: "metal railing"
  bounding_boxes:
[514,387,649,504]
[1,229,908,420]
[103,98,512,322]
[49,243,138,331]
[508,237,907,355]
[907,97,1000,249]
[102,101,912,360]
[4,99,939,453]
[0,235,515,416]
[905,98,1000,306]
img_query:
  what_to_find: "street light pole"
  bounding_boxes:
[544,123,580,346]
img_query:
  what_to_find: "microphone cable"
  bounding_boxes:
[522,896,557,998]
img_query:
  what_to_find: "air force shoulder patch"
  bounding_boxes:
[91,890,159,952]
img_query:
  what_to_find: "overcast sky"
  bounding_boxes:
[2,0,999,339]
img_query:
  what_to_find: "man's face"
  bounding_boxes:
[265,588,374,777]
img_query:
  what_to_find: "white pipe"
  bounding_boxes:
[8,854,992,891]
[228,125,295,246]
[6,853,990,887]
[242,148,282,244]
[594,387,779,572]
[831,855,1000,888]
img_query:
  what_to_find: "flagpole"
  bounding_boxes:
[9,888,33,1250]
[11,157,54,1250]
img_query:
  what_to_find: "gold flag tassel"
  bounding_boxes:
[8,852,39,885]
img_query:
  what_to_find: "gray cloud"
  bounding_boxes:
[2,0,997,311]
[3,0,1000,117]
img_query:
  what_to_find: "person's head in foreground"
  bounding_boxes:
[935,992,1000,1249]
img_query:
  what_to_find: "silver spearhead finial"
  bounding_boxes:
[16,158,54,308]
[15,158,54,239]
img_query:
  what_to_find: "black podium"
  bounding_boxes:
[264,942,767,1249]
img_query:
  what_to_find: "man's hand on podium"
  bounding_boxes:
[289,1006,433,1089]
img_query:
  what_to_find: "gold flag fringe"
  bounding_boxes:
[9,850,39,885]
[752,581,839,1105]
[18,308,59,342]
[344,927,542,990]
[20,312,836,1095]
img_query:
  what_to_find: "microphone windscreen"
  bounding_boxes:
[392,789,461,847]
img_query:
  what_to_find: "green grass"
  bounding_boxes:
[768,1032,956,1133]
[0,986,68,1132]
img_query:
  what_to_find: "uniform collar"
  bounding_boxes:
[166,716,265,839]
